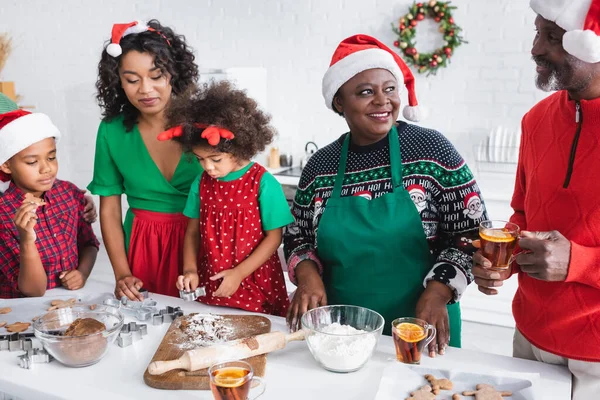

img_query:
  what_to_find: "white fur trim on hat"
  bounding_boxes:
[530,0,592,32]
[0,113,61,165]
[322,48,404,110]
[403,106,422,122]
[106,43,122,57]
[564,29,600,63]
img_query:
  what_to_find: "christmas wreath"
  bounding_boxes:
[392,1,466,75]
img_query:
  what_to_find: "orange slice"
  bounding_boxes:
[395,322,426,343]
[480,229,515,243]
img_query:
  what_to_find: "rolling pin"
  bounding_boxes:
[147,329,307,375]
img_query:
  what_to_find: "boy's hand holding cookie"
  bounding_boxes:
[177,271,200,292]
[15,200,43,243]
[211,269,243,297]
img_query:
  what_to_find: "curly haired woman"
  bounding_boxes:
[88,20,201,299]
[159,81,293,316]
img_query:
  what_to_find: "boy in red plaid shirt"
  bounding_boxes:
[0,107,99,298]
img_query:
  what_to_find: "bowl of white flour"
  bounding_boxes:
[301,305,384,373]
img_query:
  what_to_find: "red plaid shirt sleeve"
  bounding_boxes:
[0,212,22,298]
[74,189,100,250]
[0,180,99,298]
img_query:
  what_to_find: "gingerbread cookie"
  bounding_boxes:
[424,374,453,394]
[24,193,46,206]
[0,321,6,328]
[463,384,512,400]
[406,385,436,400]
[452,395,462,400]
[6,322,31,333]
[48,298,76,311]
[0,307,11,314]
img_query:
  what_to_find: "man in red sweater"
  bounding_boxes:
[473,1,600,399]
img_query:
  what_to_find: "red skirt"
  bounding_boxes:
[127,209,188,298]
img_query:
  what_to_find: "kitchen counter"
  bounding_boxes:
[0,280,571,400]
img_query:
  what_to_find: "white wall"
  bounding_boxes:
[1,0,547,325]
[2,0,546,191]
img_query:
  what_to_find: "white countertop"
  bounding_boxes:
[0,280,571,400]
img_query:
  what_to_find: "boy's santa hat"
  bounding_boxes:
[0,108,61,191]
[106,21,154,58]
[530,0,600,63]
[322,34,422,122]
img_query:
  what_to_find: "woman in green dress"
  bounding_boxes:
[88,20,201,299]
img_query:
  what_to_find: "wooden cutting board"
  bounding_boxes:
[144,314,271,390]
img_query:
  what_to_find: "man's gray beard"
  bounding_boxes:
[535,55,592,93]
[536,70,560,92]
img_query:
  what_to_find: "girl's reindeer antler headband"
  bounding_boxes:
[157,123,235,146]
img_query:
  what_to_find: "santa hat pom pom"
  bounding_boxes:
[402,105,421,122]
[106,43,122,58]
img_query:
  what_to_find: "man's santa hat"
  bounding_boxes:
[464,192,481,208]
[322,34,422,122]
[530,0,600,63]
[0,104,61,192]
[106,21,162,58]
[407,184,426,199]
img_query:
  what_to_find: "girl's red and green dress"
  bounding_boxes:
[183,162,294,316]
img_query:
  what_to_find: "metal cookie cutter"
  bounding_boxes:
[179,286,206,302]
[117,322,148,348]
[18,348,53,369]
[0,334,9,351]
[151,306,184,326]
[104,297,157,321]
[120,288,149,305]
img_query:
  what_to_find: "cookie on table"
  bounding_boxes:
[424,374,453,394]
[462,384,512,400]
[48,298,76,311]
[6,322,31,333]
[406,385,437,400]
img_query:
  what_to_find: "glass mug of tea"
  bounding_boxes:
[391,317,436,364]
[479,220,520,270]
[209,360,265,400]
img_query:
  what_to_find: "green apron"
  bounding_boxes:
[317,126,461,345]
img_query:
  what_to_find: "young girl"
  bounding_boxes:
[88,20,201,300]
[161,81,293,316]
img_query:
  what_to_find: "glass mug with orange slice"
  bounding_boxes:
[391,317,436,364]
[479,220,520,271]
[209,360,266,400]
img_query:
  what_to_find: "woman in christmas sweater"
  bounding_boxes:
[284,35,487,355]
[88,20,201,299]
[163,81,294,317]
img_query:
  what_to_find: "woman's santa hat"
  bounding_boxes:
[322,34,422,122]
[0,107,61,192]
[530,0,600,63]
[106,20,166,58]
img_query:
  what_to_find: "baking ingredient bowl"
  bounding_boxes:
[33,305,124,367]
[301,305,384,373]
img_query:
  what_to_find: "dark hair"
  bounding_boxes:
[166,80,276,161]
[96,19,199,132]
